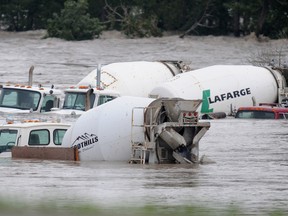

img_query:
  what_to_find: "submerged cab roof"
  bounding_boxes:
[0,83,63,94]
[0,121,71,129]
[235,103,288,119]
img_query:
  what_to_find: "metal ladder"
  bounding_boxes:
[130,142,147,164]
[130,107,147,164]
[130,106,157,164]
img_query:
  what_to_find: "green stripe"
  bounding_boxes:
[201,89,213,113]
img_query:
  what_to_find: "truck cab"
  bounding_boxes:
[0,84,63,114]
[0,120,71,155]
[48,86,120,116]
[235,103,288,119]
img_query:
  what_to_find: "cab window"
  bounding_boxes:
[41,95,57,112]
[0,129,17,152]
[0,88,40,111]
[236,110,275,119]
[53,129,67,145]
[29,130,49,145]
[97,95,116,106]
[63,93,95,110]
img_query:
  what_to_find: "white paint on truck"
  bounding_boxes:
[149,65,287,115]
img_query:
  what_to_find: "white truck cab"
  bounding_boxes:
[49,86,120,116]
[0,120,71,156]
[0,84,63,114]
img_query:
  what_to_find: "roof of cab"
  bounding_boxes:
[237,106,288,113]
[64,86,120,95]
[0,121,71,130]
[1,84,63,95]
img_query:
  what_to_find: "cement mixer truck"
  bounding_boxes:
[61,96,210,164]
[149,65,288,116]
[49,60,189,116]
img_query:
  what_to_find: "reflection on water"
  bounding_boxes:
[0,119,288,215]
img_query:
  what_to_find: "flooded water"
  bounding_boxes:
[0,30,288,215]
[0,30,286,88]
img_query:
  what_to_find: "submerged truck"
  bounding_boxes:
[0,83,63,114]
[149,65,288,116]
[49,86,120,116]
[61,96,210,164]
[0,66,63,115]
[0,119,71,159]
[50,61,189,116]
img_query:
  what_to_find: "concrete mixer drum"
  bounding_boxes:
[143,98,210,164]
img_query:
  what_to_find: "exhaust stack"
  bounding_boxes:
[28,65,34,86]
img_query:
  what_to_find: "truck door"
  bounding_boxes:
[41,95,58,112]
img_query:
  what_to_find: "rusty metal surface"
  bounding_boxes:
[11,146,78,161]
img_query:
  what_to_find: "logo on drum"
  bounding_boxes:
[72,133,98,151]
[201,88,251,113]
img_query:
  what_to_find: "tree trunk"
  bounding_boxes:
[233,3,240,37]
[256,0,270,37]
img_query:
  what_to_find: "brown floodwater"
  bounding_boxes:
[1,118,288,215]
[0,30,288,215]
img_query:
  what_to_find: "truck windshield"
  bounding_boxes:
[63,92,95,111]
[0,88,40,111]
[235,110,275,119]
[0,129,18,153]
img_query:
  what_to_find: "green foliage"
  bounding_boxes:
[0,0,288,39]
[103,1,162,38]
[0,0,64,31]
[121,12,162,38]
[223,0,288,38]
[148,0,190,31]
[0,0,37,31]
[46,0,104,40]
[1,0,26,31]
[261,1,288,39]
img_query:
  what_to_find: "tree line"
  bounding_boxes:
[0,0,287,40]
